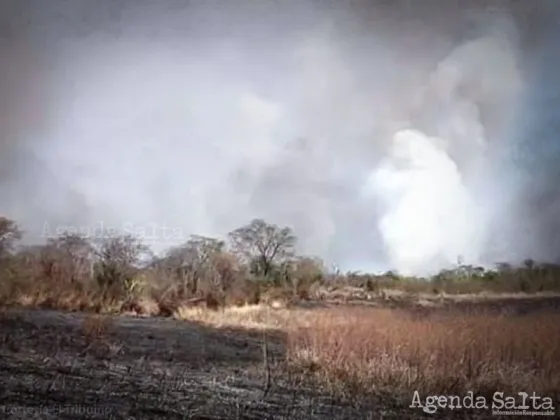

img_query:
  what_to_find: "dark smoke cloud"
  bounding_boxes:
[0,0,559,272]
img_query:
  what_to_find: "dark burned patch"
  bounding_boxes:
[0,309,406,419]
[0,308,507,419]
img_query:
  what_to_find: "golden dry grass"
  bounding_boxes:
[286,306,560,400]
[166,302,560,401]
[172,303,293,330]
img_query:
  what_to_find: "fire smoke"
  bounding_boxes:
[1,1,559,274]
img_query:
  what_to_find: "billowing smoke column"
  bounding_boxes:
[364,33,522,275]
[368,129,482,275]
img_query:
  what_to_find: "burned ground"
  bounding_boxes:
[1,297,559,419]
[0,308,390,419]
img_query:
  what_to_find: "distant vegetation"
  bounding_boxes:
[1,215,559,314]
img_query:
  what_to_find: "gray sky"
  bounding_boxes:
[1,0,559,273]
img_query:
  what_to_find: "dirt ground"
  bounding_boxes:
[1,297,558,419]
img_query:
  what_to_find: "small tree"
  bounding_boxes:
[93,234,151,298]
[228,218,296,278]
[282,256,325,298]
[523,258,535,271]
[45,232,95,285]
[163,235,226,297]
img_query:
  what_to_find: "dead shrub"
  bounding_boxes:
[204,291,221,310]
[260,287,293,308]
[121,297,160,316]
[81,314,114,341]
[157,299,179,318]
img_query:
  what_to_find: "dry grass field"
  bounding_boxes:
[1,294,559,419]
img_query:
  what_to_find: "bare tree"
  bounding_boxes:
[0,216,22,258]
[45,232,95,285]
[228,219,296,277]
[273,255,325,295]
[162,235,226,296]
[523,258,535,270]
[93,234,151,297]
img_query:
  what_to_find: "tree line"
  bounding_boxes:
[1,215,559,313]
[0,216,324,308]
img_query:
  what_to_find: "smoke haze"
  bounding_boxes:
[1,0,559,274]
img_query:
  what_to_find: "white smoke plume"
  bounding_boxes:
[366,129,482,275]
[363,33,522,275]
[1,1,558,274]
